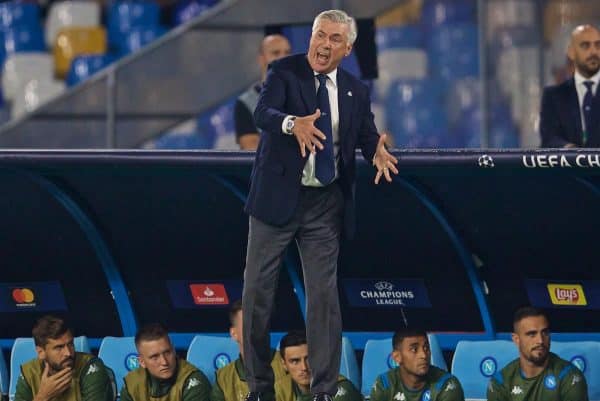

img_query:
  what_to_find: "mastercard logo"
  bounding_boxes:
[12,288,35,303]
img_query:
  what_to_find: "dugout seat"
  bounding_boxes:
[451,340,517,401]
[0,348,7,398]
[98,336,138,396]
[186,335,238,384]
[340,336,360,390]
[552,341,600,401]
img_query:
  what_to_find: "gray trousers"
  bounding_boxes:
[242,183,343,396]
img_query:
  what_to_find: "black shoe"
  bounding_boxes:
[245,392,275,401]
[313,393,333,401]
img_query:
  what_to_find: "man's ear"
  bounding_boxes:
[511,332,519,346]
[138,355,146,369]
[280,356,288,373]
[35,345,46,361]
[229,326,237,341]
[345,44,353,57]
[391,349,402,366]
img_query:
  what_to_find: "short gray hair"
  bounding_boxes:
[312,9,357,45]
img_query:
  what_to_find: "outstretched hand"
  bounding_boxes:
[291,109,327,157]
[373,134,398,184]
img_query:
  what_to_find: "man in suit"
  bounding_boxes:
[242,9,398,401]
[540,24,600,147]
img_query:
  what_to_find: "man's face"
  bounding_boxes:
[137,336,177,380]
[569,27,600,78]
[36,331,75,373]
[512,315,550,366]
[229,309,243,355]
[281,344,311,390]
[308,19,352,74]
[392,336,431,378]
[259,35,291,74]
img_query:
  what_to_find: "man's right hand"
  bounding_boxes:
[33,363,73,401]
[291,109,327,157]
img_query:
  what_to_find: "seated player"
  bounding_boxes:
[275,331,363,401]
[487,307,588,401]
[14,315,114,401]
[211,300,286,401]
[370,329,464,401]
[121,323,211,401]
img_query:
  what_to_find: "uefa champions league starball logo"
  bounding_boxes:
[374,281,394,291]
[478,154,495,168]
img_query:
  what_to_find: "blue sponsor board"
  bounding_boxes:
[525,279,600,310]
[167,280,242,309]
[342,279,431,308]
[0,281,67,313]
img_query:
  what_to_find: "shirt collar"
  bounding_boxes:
[292,379,312,399]
[235,356,247,381]
[147,359,179,397]
[574,69,600,89]
[314,69,338,88]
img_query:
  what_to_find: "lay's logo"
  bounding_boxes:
[547,284,587,306]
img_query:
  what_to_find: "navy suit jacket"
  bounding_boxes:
[540,78,600,148]
[244,54,380,238]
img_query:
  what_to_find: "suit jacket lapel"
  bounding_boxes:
[566,79,583,142]
[337,69,353,144]
[588,82,600,145]
[591,82,600,125]
[298,57,317,114]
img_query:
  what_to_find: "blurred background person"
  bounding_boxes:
[234,34,291,150]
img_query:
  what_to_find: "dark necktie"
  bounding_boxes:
[314,74,335,185]
[583,80,594,144]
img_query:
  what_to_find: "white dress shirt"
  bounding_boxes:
[282,69,340,187]
[574,69,600,132]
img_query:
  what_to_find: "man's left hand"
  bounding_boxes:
[373,134,398,184]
